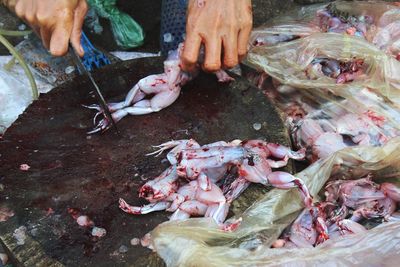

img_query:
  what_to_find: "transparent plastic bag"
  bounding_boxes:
[150,137,400,266]
[245,33,400,106]
[154,222,400,267]
[244,2,400,163]
[250,0,400,59]
[245,2,400,162]
[0,68,32,134]
[87,0,145,49]
[304,93,400,155]
[243,68,400,161]
[0,56,53,135]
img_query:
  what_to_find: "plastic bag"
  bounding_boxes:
[150,137,400,266]
[154,222,400,266]
[288,87,400,161]
[244,68,400,161]
[0,56,53,135]
[0,68,32,134]
[243,1,400,162]
[87,0,144,49]
[245,33,400,106]
[250,1,400,58]
[246,0,400,117]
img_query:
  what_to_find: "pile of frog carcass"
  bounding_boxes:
[272,176,400,248]
[119,139,312,229]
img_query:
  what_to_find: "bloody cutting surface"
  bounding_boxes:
[0,57,289,266]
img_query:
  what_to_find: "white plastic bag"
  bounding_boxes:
[0,56,52,135]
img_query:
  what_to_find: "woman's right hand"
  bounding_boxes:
[4,0,88,56]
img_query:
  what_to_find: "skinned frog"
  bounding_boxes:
[307,57,365,84]
[120,180,230,225]
[293,118,347,162]
[288,205,329,248]
[333,113,387,146]
[325,177,399,222]
[292,111,390,162]
[316,8,372,38]
[85,44,233,134]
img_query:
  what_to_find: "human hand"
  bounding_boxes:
[6,0,88,56]
[182,0,252,72]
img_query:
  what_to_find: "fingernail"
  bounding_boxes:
[80,45,84,55]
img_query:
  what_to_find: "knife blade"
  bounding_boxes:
[69,45,120,135]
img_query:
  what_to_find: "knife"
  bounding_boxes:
[69,45,120,135]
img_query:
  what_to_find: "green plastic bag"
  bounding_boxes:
[87,0,145,49]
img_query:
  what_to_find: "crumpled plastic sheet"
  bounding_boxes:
[237,3,400,169]
[154,222,400,267]
[285,86,400,160]
[244,1,400,161]
[245,33,400,106]
[250,1,400,56]
[150,137,400,267]
[0,56,53,134]
[246,1,400,107]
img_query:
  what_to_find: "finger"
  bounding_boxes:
[222,34,239,68]
[40,27,51,50]
[181,32,202,72]
[238,5,253,61]
[237,24,252,61]
[70,0,88,57]
[14,1,26,20]
[24,0,36,24]
[203,36,222,72]
[49,10,74,56]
